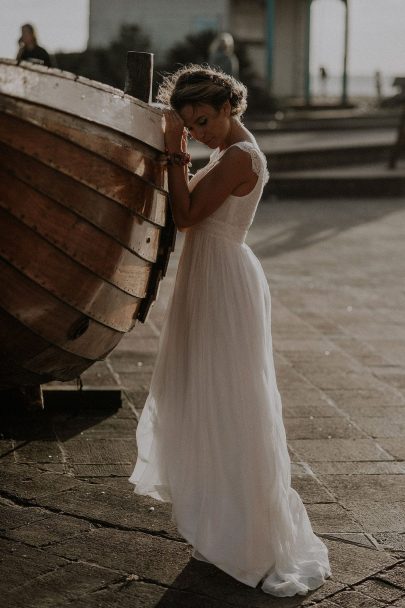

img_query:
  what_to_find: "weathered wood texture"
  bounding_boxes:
[0,58,164,149]
[0,57,176,389]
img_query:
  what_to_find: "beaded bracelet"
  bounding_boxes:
[164,148,192,167]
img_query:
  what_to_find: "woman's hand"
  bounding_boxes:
[163,109,186,152]
[181,128,189,154]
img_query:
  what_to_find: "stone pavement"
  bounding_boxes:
[1,196,405,607]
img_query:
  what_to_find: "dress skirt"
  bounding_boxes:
[129,224,332,596]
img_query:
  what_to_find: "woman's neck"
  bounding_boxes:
[218,118,249,151]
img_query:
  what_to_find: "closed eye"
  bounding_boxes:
[187,118,207,132]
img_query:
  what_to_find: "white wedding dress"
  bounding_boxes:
[128,140,332,596]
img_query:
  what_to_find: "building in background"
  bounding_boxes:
[88,0,349,104]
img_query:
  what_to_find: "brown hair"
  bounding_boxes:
[156,63,248,120]
[21,23,38,46]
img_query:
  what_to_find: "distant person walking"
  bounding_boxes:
[319,65,328,97]
[208,32,239,78]
[375,70,383,103]
[16,23,52,67]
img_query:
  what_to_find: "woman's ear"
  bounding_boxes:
[222,100,231,117]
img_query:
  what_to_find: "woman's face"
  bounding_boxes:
[178,101,230,148]
[21,27,35,46]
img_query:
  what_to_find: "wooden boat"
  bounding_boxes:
[0,54,175,391]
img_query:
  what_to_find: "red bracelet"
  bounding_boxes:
[165,148,192,167]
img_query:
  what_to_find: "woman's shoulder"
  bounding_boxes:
[213,139,257,159]
[216,140,267,178]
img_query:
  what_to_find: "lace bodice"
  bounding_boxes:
[186,140,270,244]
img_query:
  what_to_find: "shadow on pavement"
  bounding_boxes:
[252,198,404,260]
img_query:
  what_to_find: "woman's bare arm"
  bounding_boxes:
[168,147,254,229]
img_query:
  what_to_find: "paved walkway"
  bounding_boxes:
[1,196,405,607]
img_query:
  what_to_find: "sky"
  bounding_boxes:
[0,0,404,78]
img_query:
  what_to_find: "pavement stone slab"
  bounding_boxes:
[327,588,387,607]
[72,463,133,477]
[284,417,364,439]
[354,577,405,603]
[372,532,405,554]
[2,562,123,608]
[283,404,339,418]
[0,536,68,592]
[305,503,363,533]
[324,538,399,586]
[289,438,393,462]
[278,387,332,407]
[0,499,52,531]
[350,416,405,438]
[342,501,405,533]
[291,473,335,504]
[45,527,201,588]
[68,580,244,608]
[58,437,135,465]
[4,511,94,547]
[378,438,405,460]
[374,562,405,590]
[324,389,405,409]
[322,533,380,550]
[0,465,81,501]
[317,474,405,503]
[53,415,138,438]
[36,479,180,539]
[309,461,405,475]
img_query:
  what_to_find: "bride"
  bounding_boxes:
[129,63,332,597]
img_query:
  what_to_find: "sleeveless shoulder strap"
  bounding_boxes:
[230,141,270,185]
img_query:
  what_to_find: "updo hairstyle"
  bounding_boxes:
[156,63,248,120]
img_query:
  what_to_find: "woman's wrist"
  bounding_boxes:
[165,148,192,167]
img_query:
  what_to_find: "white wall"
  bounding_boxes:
[273,0,309,98]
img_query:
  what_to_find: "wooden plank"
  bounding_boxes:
[0,114,168,227]
[0,171,152,295]
[0,145,161,263]
[0,259,125,360]
[0,306,51,362]
[0,359,48,390]
[22,344,101,380]
[0,209,142,332]
[0,59,165,150]
[0,307,93,383]
[0,96,168,192]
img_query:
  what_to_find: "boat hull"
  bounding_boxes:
[0,59,175,389]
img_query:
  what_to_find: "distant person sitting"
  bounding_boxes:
[208,32,239,78]
[16,23,52,67]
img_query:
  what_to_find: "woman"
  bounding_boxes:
[129,64,332,597]
[16,23,52,67]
